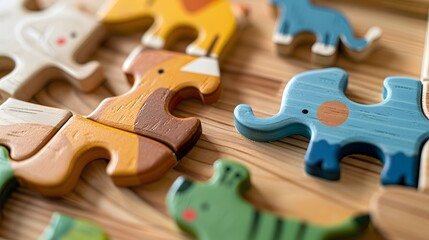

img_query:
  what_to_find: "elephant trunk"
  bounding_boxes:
[234,104,295,142]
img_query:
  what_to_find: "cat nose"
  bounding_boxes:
[56,37,66,46]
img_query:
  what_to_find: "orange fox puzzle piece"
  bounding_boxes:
[98,0,248,59]
[0,49,221,196]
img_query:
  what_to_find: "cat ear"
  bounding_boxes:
[209,160,251,194]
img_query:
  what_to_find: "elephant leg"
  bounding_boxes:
[381,154,419,187]
[273,19,293,45]
[305,140,341,181]
[312,33,339,57]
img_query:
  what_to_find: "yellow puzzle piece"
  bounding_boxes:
[98,0,248,59]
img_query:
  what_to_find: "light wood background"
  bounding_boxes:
[1,0,428,239]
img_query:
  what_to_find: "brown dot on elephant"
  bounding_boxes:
[317,101,349,127]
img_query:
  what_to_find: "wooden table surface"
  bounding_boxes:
[1,0,427,239]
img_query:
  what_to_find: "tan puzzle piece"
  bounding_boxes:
[0,98,72,161]
[1,49,221,197]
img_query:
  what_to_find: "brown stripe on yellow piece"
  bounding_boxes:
[135,88,201,158]
[88,49,221,158]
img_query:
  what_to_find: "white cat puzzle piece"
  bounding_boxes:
[0,0,105,103]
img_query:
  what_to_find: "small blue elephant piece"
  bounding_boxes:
[234,68,429,187]
[270,0,382,65]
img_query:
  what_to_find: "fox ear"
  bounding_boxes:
[181,0,216,13]
[209,160,251,193]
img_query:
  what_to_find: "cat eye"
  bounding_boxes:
[70,32,77,38]
[302,109,309,114]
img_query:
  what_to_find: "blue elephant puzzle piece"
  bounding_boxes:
[234,68,429,187]
[270,0,381,64]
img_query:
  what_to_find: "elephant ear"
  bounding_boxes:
[181,0,217,13]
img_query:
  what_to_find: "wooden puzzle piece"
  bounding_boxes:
[41,213,109,240]
[89,48,221,158]
[167,160,370,240]
[369,18,429,240]
[270,0,382,65]
[11,115,177,196]
[98,0,248,59]
[0,0,105,102]
[0,98,72,160]
[370,140,429,240]
[0,49,221,196]
[0,100,175,197]
[0,151,108,239]
[234,68,429,187]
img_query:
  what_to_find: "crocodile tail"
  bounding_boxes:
[322,214,370,239]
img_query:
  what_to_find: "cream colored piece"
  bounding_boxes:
[0,98,72,127]
[0,0,105,103]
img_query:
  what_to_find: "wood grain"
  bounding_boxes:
[337,0,429,18]
[1,0,428,239]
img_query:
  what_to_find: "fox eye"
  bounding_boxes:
[158,69,165,74]
[201,202,210,211]
[70,32,77,38]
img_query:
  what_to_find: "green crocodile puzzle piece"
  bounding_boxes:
[0,147,107,239]
[167,159,370,240]
[0,147,19,210]
[40,213,109,240]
